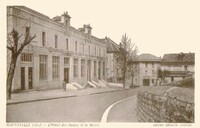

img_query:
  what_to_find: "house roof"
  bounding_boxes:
[162,53,195,63]
[138,53,161,62]
[103,37,120,52]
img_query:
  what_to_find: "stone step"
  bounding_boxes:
[66,83,78,90]
[71,82,83,90]
[87,81,97,88]
[98,80,107,87]
[91,80,101,88]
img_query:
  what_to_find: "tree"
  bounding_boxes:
[119,34,138,88]
[127,61,138,88]
[7,27,36,99]
[157,68,170,85]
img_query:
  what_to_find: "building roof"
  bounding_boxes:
[103,37,120,52]
[138,53,161,62]
[162,53,195,63]
[15,6,50,19]
[52,16,61,21]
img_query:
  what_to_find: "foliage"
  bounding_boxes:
[157,68,170,85]
[119,33,138,88]
[179,77,194,88]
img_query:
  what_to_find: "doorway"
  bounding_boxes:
[98,61,101,79]
[21,66,33,91]
[143,79,150,86]
[64,68,69,83]
[21,67,25,90]
[87,60,91,81]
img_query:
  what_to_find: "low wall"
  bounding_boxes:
[136,86,194,123]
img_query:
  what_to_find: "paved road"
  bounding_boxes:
[107,96,137,122]
[7,89,137,122]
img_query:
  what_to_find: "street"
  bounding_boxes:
[7,89,137,122]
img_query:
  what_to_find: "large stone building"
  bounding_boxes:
[160,53,195,83]
[7,6,107,92]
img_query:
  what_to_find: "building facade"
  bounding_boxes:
[7,6,107,92]
[161,53,195,83]
[130,54,161,86]
[102,37,123,83]
[130,53,195,86]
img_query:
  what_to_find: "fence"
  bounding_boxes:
[136,90,194,123]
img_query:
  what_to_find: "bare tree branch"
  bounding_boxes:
[7,46,14,52]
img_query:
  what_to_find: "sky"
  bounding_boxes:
[2,0,200,57]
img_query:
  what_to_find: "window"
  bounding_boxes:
[81,59,85,77]
[152,79,154,84]
[75,41,78,52]
[55,35,58,48]
[171,76,174,82]
[94,61,96,77]
[145,70,148,75]
[42,32,46,46]
[80,43,84,53]
[184,66,188,71]
[21,53,33,62]
[73,59,78,77]
[64,57,69,65]
[52,56,59,79]
[145,63,148,68]
[66,39,69,50]
[83,44,84,53]
[117,68,119,75]
[39,55,47,80]
[152,63,154,68]
[99,48,101,56]
[88,45,90,55]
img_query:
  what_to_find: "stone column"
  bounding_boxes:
[60,55,64,81]
[48,54,52,81]
[34,53,39,89]
[69,57,74,82]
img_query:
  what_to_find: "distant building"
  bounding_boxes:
[129,54,161,86]
[102,37,123,83]
[7,6,107,92]
[161,53,195,83]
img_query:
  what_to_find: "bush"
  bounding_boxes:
[179,77,194,88]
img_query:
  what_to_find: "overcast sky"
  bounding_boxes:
[3,0,200,57]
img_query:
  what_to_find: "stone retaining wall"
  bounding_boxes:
[136,87,194,123]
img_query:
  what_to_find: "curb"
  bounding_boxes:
[7,88,131,105]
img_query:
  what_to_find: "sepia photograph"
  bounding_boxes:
[1,0,200,128]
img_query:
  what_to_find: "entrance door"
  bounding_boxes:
[21,67,25,90]
[28,67,33,89]
[87,68,91,81]
[143,79,150,86]
[87,60,91,81]
[98,62,101,79]
[64,68,69,83]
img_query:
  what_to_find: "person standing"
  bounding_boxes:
[62,80,66,91]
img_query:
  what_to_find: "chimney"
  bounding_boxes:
[83,24,92,35]
[61,11,71,27]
